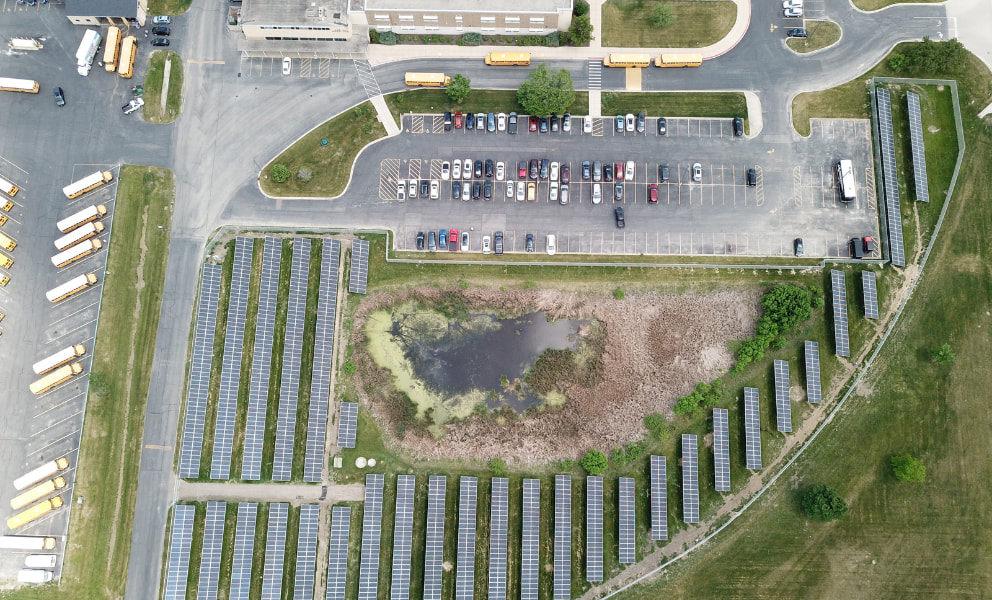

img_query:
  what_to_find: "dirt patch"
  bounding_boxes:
[350,287,759,464]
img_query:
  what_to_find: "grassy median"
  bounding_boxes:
[602,91,747,124]
[786,20,841,54]
[144,51,184,125]
[384,89,591,123]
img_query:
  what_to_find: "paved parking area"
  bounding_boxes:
[239,55,343,79]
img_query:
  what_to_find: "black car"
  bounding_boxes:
[420,180,429,197]
[451,181,460,200]
[508,112,518,134]
[560,164,570,184]
[539,159,549,180]
[614,182,624,201]
[474,160,483,178]
[746,168,756,187]
[603,163,613,183]
[636,112,645,133]
[472,181,482,199]
[539,117,548,133]
[494,231,504,255]
[483,180,493,200]
[152,26,170,35]
[659,164,670,182]
[615,207,625,229]
[733,117,744,137]
[416,231,425,250]
[794,238,804,257]
[787,28,808,38]
[657,117,667,136]
[581,161,591,180]
[529,159,539,180]
[53,87,65,107]
[550,114,559,132]
[484,159,494,178]
[466,113,475,129]
[526,233,535,252]
[444,111,452,131]
[151,38,170,46]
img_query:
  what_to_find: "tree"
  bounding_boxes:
[931,343,956,364]
[891,454,926,482]
[573,0,590,16]
[446,74,471,103]
[801,484,848,521]
[581,449,608,475]
[270,164,290,183]
[516,64,576,117]
[650,4,674,27]
[566,15,594,46]
[761,284,813,333]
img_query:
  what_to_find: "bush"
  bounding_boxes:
[673,379,724,418]
[888,53,908,71]
[545,31,560,47]
[801,484,848,521]
[343,361,356,374]
[446,74,471,103]
[573,0,590,16]
[525,348,576,394]
[735,284,815,371]
[566,14,594,46]
[931,343,956,364]
[644,413,672,442]
[379,30,397,45]
[582,449,608,475]
[891,454,926,482]
[297,167,313,183]
[611,441,647,467]
[489,457,508,478]
[462,32,482,46]
[649,4,674,27]
[369,29,380,44]
[613,288,625,300]
[270,163,290,183]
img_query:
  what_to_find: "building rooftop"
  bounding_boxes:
[65,0,137,18]
[240,0,350,27]
[360,0,571,12]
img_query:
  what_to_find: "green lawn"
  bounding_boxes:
[601,92,748,126]
[602,0,737,48]
[147,0,193,15]
[786,20,841,54]
[143,51,184,125]
[384,88,590,122]
[852,0,941,10]
[261,101,387,198]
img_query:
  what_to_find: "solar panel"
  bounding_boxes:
[326,506,352,600]
[554,475,571,599]
[273,239,312,481]
[618,477,636,564]
[196,501,226,600]
[358,474,384,600]
[456,477,478,600]
[876,87,906,267]
[649,457,667,541]
[391,475,416,600]
[713,408,731,491]
[804,341,822,404]
[304,239,341,482]
[294,505,319,600]
[179,264,222,479]
[831,270,850,357]
[521,478,540,600]
[211,237,254,479]
[774,360,792,433]
[585,476,604,581]
[424,475,447,600]
[488,477,509,600]
[163,504,195,600]
[337,402,358,449]
[230,502,258,600]
[349,239,370,294]
[242,237,283,481]
[261,503,289,600]
[863,271,879,320]
[743,388,762,470]
[906,91,930,203]
[682,435,699,523]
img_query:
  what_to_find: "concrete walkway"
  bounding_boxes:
[178,481,365,506]
[370,93,401,136]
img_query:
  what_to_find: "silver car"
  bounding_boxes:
[462,182,471,201]
[692,163,703,182]
[463,159,472,179]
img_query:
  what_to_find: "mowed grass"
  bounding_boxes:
[602,0,737,48]
[852,0,941,10]
[384,88,591,122]
[148,0,193,15]
[261,101,386,198]
[786,20,841,54]
[602,91,748,127]
[144,51,184,125]
[615,50,992,598]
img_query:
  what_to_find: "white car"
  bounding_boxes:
[496,161,505,181]
[462,182,471,201]
[282,57,292,76]
[497,113,507,131]
[408,180,417,198]
[463,159,472,179]
[592,183,601,204]
[692,162,703,182]
[452,161,461,179]
[584,115,593,133]
[396,179,406,201]
[784,6,802,16]
[476,113,485,130]
[516,181,525,202]
[549,181,559,203]
[152,15,172,24]
[625,160,635,181]
[482,235,492,254]
[546,234,556,256]
[460,232,469,251]
[122,97,145,114]
[625,113,635,132]
[506,181,514,198]
[430,180,439,199]
[560,184,569,205]
[550,161,559,182]
[783,0,802,6]
[441,161,450,180]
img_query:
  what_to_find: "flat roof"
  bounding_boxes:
[65,0,137,18]
[240,0,350,27]
[361,0,571,12]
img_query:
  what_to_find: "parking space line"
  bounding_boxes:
[300,58,312,78]
[28,430,80,458]
[429,159,442,180]
[864,165,876,212]
[34,392,85,419]
[379,158,400,200]
[408,159,422,182]
[754,166,764,207]
[47,301,99,328]
[31,409,84,436]
[52,318,98,341]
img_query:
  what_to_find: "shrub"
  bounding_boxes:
[379,30,397,45]
[462,32,482,46]
[446,74,471,103]
[613,288,625,300]
[931,343,956,364]
[888,53,908,71]
[891,454,926,482]
[644,413,672,442]
[270,163,290,183]
[673,380,724,418]
[489,457,508,478]
[566,14,594,46]
[574,0,590,16]
[343,361,356,374]
[582,450,608,475]
[369,29,380,44]
[546,31,560,47]
[611,441,647,467]
[735,284,815,371]
[801,484,848,521]
[297,167,313,182]
[363,122,373,134]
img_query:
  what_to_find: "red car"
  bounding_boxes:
[529,115,538,132]
[448,228,459,251]
[454,111,463,129]
[518,161,527,178]
[648,184,658,204]
[615,162,624,181]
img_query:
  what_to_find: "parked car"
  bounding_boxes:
[625,160,635,181]
[487,112,496,132]
[560,184,569,205]
[582,161,591,180]
[484,159,494,178]
[636,112,645,133]
[659,164,670,182]
[452,161,461,179]
[746,168,757,187]
[474,160,483,178]
[527,182,536,201]
[151,38,170,46]
[615,162,624,181]
[497,112,506,131]
[454,111,463,128]
[461,232,469,252]
[476,113,485,130]
[430,180,439,199]
[408,180,417,198]
[53,86,65,107]
[584,115,593,133]
[444,111,452,131]
[794,237,804,257]
[441,161,450,180]
[547,234,556,255]
[549,181,559,203]
[615,206,626,228]
[648,184,658,204]
[529,159,539,180]
[462,182,471,201]
[592,183,602,205]
[122,97,145,114]
[396,179,406,201]
[463,159,472,179]
[472,181,482,199]
[482,235,491,254]
[449,229,459,251]
[420,179,429,198]
[466,113,475,129]
[526,233,535,252]
[439,229,447,249]
[625,113,635,132]
[657,117,667,136]
[592,160,602,182]
[563,113,571,132]
[416,231,425,250]
[494,231,504,255]
[784,6,803,17]
[603,162,613,182]
[451,181,460,200]
[692,162,703,182]
[516,181,525,201]
[787,28,808,38]
[539,159,549,180]
[560,164,570,184]
[506,181,514,199]
[519,161,528,178]
[152,26,170,35]
[615,114,624,132]
[152,15,172,24]
[614,182,624,202]
[428,231,437,251]
[539,117,549,133]
[550,114,559,132]
[484,180,493,200]
[496,161,505,181]
[529,115,538,132]
[550,161,559,182]
[508,112,518,134]
[733,116,744,137]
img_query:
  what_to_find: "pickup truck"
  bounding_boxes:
[122,97,144,115]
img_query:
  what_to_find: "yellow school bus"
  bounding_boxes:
[485,52,531,66]
[404,73,452,87]
[655,53,703,68]
[104,26,122,73]
[118,35,137,78]
[603,53,651,68]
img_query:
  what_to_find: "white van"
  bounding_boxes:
[17,569,53,583]
[547,234,556,256]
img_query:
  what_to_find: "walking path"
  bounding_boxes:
[178,481,365,505]
[371,94,401,136]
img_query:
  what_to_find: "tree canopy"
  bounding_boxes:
[445,74,471,103]
[581,449,608,475]
[517,64,576,117]
[801,484,848,521]
[891,454,926,482]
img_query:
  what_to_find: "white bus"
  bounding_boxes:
[57,204,107,233]
[835,160,856,202]
[46,273,98,303]
[0,78,40,94]
[51,239,102,268]
[62,171,112,199]
[0,176,19,197]
[55,222,105,252]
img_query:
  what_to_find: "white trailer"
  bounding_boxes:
[75,29,101,76]
[32,344,86,375]
[8,38,43,51]
[55,222,104,252]
[17,569,53,583]
[24,555,57,568]
[13,457,70,491]
[51,239,101,268]
[0,536,57,550]
[57,204,107,233]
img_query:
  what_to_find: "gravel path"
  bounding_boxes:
[177,481,365,505]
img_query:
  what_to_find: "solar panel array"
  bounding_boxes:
[876,87,906,267]
[713,408,731,491]
[906,91,930,203]
[196,501,226,600]
[179,264,221,479]
[804,341,822,404]
[863,270,879,320]
[358,474,384,600]
[586,476,604,581]
[304,239,341,482]
[774,360,792,433]
[261,503,289,600]
[294,504,319,600]
[456,477,478,600]
[743,388,762,470]
[242,237,282,481]
[488,477,509,600]
[831,270,850,357]
[682,434,699,523]
[349,239,370,294]
[391,475,416,600]
[554,475,572,599]
[337,402,358,449]
[273,239,312,481]
[211,237,254,479]
[618,477,636,564]
[521,479,541,600]
[326,506,352,600]
[424,475,447,600]
[649,456,667,540]
[230,502,258,600]
[163,504,195,600]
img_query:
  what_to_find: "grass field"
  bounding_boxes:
[601,91,748,130]
[384,89,591,122]
[786,20,841,54]
[602,0,737,48]
[143,51,184,125]
[851,0,941,10]
[261,101,386,198]
[147,0,193,15]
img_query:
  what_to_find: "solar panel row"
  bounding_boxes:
[358,474,385,600]
[586,476,604,581]
[163,504,195,600]
[273,239,312,481]
[456,477,478,600]
[230,502,258,600]
[294,504,319,600]
[831,270,850,357]
[743,388,762,470]
[337,402,358,449]
[391,475,416,600]
[304,239,341,482]
[876,87,906,267]
[489,477,509,600]
[261,503,288,600]
[618,477,636,564]
[521,479,541,600]
[774,360,792,433]
[179,264,222,479]
[349,239,370,294]
[211,237,254,479]
[804,341,822,404]
[906,91,930,203]
[863,270,879,320]
[649,456,667,540]
[682,434,699,523]
[242,237,282,481]
[713,408,731,491]
[326,506,352,600]
[196,501,226,600]
[424,475,446,600]
[554,475,572,599]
